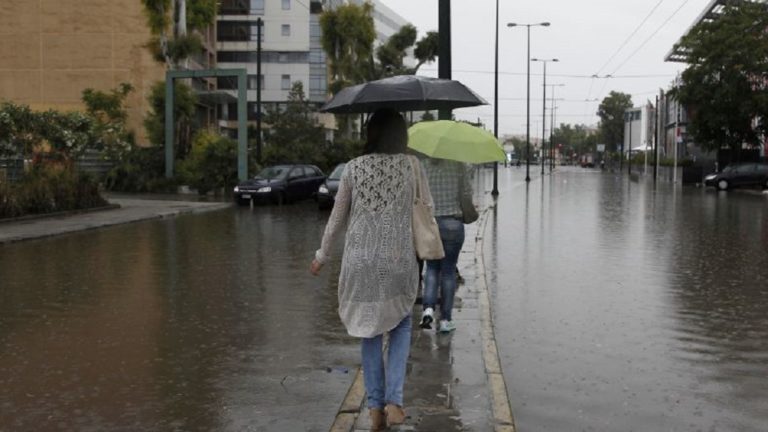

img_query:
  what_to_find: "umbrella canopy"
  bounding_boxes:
[320,75,488,114]
[408,120,506,164]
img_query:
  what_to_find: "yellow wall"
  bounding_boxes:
[0,0,166,145]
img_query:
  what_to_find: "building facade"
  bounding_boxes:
[216,0,413,126]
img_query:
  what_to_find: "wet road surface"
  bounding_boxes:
[0,204,356,431]
[486,166,768,432]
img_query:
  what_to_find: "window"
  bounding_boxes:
[281,24,291,36]
[289,168,304,180]
[250,23,264,42]
[247,75,264,90]
[281,75,291,90]
[282,0,291,10]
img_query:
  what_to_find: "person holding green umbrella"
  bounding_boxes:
[409,120,503,332]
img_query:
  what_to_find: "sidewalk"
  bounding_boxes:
[0,195,231,244]
[331,202,516,432]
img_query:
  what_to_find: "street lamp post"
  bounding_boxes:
[492,0,499,196]
[508,22,550,182]
[532,58,558,176]
[547,84,565,171]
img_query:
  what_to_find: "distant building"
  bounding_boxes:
[216,0,413,137]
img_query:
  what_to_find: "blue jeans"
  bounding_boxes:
[423,217,465,321]
[361,314,412,409]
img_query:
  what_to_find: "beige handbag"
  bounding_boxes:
[459,168,479,224]
[409,157,445,260]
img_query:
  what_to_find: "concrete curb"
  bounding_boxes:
[475,204,517,432]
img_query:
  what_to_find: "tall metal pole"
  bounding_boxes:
[550,86,555,171]
[541,61,547,176]
[525,25,531,182]
[653,94,658,184]
[438,0,452,121]
[492,0,499,196]
[628,112,633,176]
[256,17,263,164]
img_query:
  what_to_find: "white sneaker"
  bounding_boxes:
[420,307,434,329]
[438,320,456,333]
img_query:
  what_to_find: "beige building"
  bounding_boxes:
[0,0,167,145]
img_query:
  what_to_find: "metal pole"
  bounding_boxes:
[654,92,660,183]
[525,25,531,182]
[628,112,633,176]
[256,17,263,164]
[438,0,452,121]
[620,113,624,172]
[550,86,555,171]
[541,61,546,176]
[492,0,499,196]
[164,77,175,178]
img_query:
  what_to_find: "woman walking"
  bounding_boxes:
[310,108,432,431]
[419,158,473,333]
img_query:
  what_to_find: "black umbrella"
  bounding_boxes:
[319,75,488,114]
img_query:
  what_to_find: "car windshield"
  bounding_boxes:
[329,164,346,180]
[256,166,289,179]
[722,165,737,173]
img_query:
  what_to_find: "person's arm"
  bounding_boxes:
[310,169,352,275]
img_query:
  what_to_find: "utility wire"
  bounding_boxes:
[609,0,693,75]
[594,0,667,76]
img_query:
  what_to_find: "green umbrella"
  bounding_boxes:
[407,120,506,163]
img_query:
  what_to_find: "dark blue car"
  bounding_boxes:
[234,164,325,205]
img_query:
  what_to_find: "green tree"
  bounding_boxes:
[262,82,326,167]
[144,80,198,158]
[320,2,376,94]
[177,130,238,195]
[597,91,632,152]
[81,83,136,160]
[141,0,217,67]
[0,102,37,158]
[672,1,768,158]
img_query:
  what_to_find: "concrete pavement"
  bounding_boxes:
[0,195,231,244]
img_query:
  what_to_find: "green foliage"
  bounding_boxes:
[0,166,107,219]
[82,83,136,160]
[414,31,439,72]
[597,91,633,152]
[103,146,176,193]
[0,102,37,158]
[262,82,328,168]
[376,24,417,76]
[552,123,599,156]
[673,1,768,155]
[141,0,217,66]
[177,130,238,195]
[320,2,376,92]
[420,111,436,122]
[187,0,217,30]
[144,80,198,158]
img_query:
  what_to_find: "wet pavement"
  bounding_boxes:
[486,167,768,432]
[2,166,767,432]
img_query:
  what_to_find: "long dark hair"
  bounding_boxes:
[363,108,408,155]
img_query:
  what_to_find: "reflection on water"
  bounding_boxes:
[0,204,357,431]
[487,168,768,432]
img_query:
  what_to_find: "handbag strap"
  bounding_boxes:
[409,156,422,202]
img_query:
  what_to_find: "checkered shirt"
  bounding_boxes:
[420,159,471,218]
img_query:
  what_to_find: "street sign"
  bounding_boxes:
[597,144,605,152]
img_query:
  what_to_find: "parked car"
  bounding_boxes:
[317,162,346,210]
[234,164,325,205]
[704,162,768,191]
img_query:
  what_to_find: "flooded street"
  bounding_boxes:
[486,167,768,431]
[0,204,355,431]
[1,166,767,431]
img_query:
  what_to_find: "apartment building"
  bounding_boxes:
[216,0,413,125]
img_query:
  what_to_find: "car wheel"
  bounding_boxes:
[717,179,729,191]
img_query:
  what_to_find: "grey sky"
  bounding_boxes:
[382,0,711,138]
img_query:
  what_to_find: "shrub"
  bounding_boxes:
[103,145,177,193]
[177,130,238,195]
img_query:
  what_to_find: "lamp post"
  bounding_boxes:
[508,22,550,182]
[547,84,565,171]
[532,58,557,176]
[492,0,499,196]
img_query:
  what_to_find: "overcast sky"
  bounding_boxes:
[382,0,712,138]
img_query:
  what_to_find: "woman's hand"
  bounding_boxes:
[310,259,323,276]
